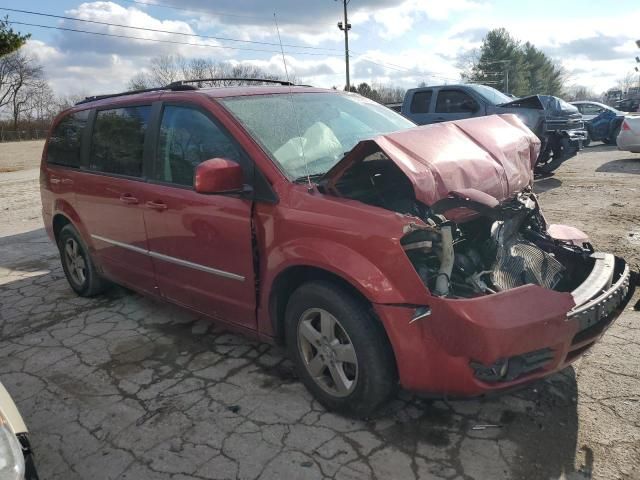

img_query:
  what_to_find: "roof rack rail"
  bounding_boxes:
[75,77,295,105]
[167,78,295,87]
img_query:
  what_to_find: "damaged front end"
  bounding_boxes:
[320,115,633,394]
[497,95,587,175]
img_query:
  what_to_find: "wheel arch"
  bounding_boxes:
[51,200,92,248]
[268,265,376,344]
[52,213,71,242]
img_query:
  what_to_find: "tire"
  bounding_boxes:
[284,280,397,417]
[58,224,109,297]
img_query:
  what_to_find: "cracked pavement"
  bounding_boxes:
[0,141,639,479]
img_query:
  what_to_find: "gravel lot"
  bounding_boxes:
[0,140,638,480]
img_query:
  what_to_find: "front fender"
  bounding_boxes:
[265,237,422,305]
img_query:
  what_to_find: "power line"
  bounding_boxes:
[0,7,344,53]
[7,21,461,84]
[354,55,459,82]
[118,0,336,27]
[7,20,345,57]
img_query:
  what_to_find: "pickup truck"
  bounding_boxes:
[399,84,587,174]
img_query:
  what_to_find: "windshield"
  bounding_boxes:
[220,92,415,180]
[466,84,513,105]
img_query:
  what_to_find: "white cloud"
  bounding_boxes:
[358,0,482,39]
[14,0,637,97]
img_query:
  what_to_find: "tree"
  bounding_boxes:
[521,42,565,96]
[356,82,378,101]
[617,71,638,95]
[127,55,288,90]
[0,16,30,57]
[565,85,598,102]
[0,51,44,128]
[464,29,528,96]
[462,28,565,97]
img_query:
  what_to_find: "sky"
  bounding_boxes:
[4,0,639,97]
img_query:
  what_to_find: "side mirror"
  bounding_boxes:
[194,158,244,194]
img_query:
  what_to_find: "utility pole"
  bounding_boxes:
[504,66,509,95]
[337,0,351,90]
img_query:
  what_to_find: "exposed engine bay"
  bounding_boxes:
[325,152,596,298]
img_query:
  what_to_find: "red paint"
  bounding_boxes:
[194,158,244,194]
[324,114,539,221]
[40,86,627,397]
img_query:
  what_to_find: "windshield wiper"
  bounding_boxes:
[293,173,325,183]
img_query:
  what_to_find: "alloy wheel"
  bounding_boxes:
[64,238,87,286]
[297,308,358,397]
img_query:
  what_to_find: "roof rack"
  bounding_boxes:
[168,78,295,87]
[75,77,296,105]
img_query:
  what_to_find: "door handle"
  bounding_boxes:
[119,193,139,205]
[435,117,446,122]
[145,200,167,211]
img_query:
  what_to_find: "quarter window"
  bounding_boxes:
[435,90,477,113]
[47,110,90,167]
[410,91,432,114]
[89,106,151,177]
[153,106,244,186]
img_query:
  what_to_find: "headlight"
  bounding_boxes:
[0,412,25,480]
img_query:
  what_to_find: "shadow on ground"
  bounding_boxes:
[534,177,563,194]
[596,157,640,175]
[0,242,583,479]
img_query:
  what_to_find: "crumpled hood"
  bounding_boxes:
[324,114,541,208]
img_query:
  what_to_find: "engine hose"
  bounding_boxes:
[434,224,454,296]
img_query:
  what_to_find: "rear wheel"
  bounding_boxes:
[285,281,397,417]
[58,224,108,296]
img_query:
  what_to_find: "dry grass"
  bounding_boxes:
[0,140,45,171]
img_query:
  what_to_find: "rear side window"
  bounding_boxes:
[581,104,604,115]
[435,90,476,113]
[410,91,432,114]
[89,106,151,177]
[47,110,90,167]
[153,105,245,186]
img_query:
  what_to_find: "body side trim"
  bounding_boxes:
[90,234,245,281]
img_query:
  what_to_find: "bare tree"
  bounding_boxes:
[616,71,639,95]
[127,72,151,91]
[0,51,44,128]
[55,92,89,111]
[150,54,182,86]
[565,85,598,102]
[371,82,406,103]
[126,55,291,90]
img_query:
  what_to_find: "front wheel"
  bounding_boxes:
[285,281,397,417]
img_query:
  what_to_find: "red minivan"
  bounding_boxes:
[40,80,633,416]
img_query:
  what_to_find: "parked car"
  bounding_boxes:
[0,382,39,480]
[615,97,640,113]
[40,81,633,416]
[399,84,588,174]
[617,117,640,153]
[571,101,625,145]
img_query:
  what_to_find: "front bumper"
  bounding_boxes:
[375,254,633,396]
